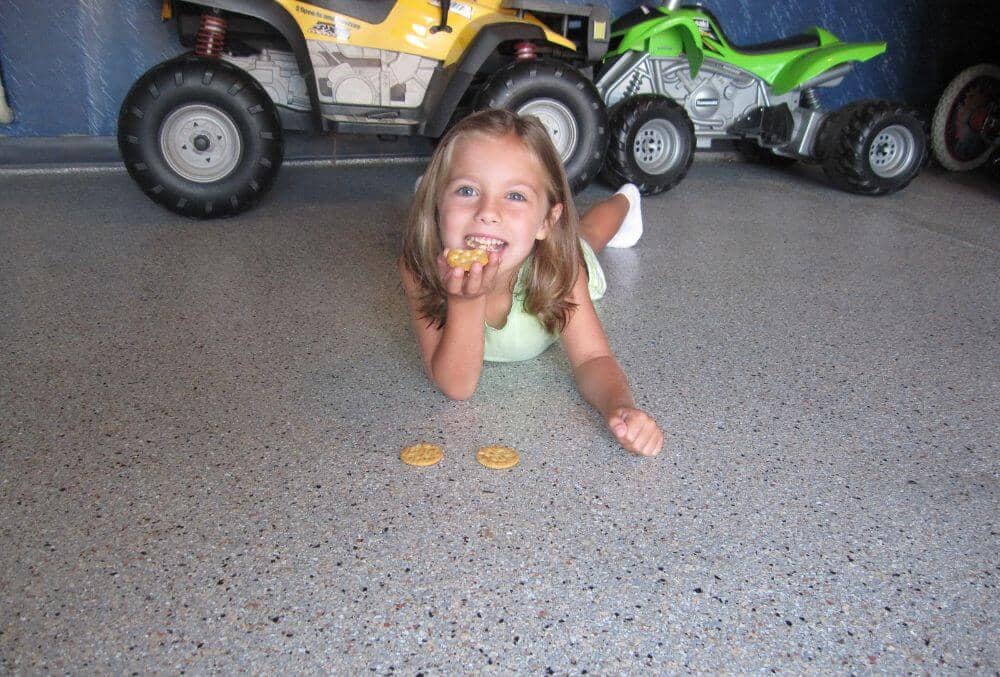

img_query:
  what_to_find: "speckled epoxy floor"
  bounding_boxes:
[1,159,997,673]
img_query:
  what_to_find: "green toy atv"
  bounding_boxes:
[118,0,611,217]
[595,1,927,195]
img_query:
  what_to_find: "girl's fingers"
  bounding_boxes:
[637,421,663,456]
[463,261,485,294]
[437,249,502,298]
[485,250,502,279]
[473,252,500,292]
[634,424,660,456]
[650,430,664,456]
[444,265,465,295]
[437,253,450,279]
[607,411,625,436]
[610,408,663,456]
[624,411,644,444]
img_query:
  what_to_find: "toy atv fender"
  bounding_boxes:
[595,0,926,196]
[118,0,611,217]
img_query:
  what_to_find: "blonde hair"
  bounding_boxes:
[401,108,582,334]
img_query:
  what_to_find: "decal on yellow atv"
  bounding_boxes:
[307,43,438,112]
[277,0,574,65]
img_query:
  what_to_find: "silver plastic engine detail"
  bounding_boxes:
[224,44,438,125]
[223,49,311,111]
[307,42,436,118]
[597,52,800,138]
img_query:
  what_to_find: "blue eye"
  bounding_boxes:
[507,191,526,201]
[457,185,476,197]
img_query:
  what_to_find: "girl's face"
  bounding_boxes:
[437,132,563,280]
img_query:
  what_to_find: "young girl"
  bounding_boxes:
[399,109,663,457]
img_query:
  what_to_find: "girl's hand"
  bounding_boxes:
[437,249,502,299]
[607,407,663,457]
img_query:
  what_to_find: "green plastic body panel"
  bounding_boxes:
[771,41,886,94]
[608,8,886,92]
[610,11,705,77]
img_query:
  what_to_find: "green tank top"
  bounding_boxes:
[484,239,606,362]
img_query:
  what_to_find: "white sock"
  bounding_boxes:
[605,183,643,248]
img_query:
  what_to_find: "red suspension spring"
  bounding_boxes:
[514,41,537,61]
[195,13,227,57]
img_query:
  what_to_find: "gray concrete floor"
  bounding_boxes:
[1,159,997,673]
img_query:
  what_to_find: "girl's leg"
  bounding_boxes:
[579,194,630,254]
[579,185,643,254]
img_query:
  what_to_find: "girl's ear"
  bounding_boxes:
[536,202,563,241]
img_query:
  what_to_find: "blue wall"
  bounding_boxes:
[0,0,996,137]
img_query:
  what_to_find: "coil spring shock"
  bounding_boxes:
[195,12,227,58]
[624,71,642,99]
[514,41,537,61]
[801,87,822,111]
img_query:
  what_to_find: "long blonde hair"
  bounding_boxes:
[401,109,582,333]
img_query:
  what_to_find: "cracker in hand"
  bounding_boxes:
[445,248,489,271]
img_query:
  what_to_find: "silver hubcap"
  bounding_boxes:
[869,124,917,178]
[633,119,683,174]
[159,104,242,183]
[517,99,578,162]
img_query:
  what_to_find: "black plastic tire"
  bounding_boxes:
[735,139,797,166]
[601,94,695,195]
[819,100,926,196]
[475,59,607,193]
[118,54,283,218]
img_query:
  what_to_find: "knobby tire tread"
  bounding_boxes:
[602,94,694,195]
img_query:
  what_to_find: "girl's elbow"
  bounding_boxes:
[428,359,480,401]
[439,382,477,401]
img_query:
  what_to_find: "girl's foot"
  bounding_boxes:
[605,184,643,248]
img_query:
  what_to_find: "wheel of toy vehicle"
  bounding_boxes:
[819,100,926,196]
[931,63,1000,172]
[601,94,695,195]
[735,139,797,166]
[118,55,283,218]
[475,59,607,192]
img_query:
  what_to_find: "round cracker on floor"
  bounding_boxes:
[400,442,444,467]
[476,445,520,469]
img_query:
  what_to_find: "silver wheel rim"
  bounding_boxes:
[517,99,578,162]
[868,124,917,178]
[159,104,242,183]
[633,119,682,174]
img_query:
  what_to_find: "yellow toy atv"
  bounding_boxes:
[118,0,611,217]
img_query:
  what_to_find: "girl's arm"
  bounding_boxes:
[560,265,664,456]
[398,254,499,400]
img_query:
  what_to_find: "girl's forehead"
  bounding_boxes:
[448,132,548,180]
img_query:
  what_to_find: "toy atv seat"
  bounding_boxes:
[685,5,820,54]
[118,0,611,218]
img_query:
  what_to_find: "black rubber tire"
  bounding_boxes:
[818,100,926,196]
[735,139,797,166]
[930,63,1000,171]
[117,54,283,218]
[601,94,695,195]
[475,59,607,193]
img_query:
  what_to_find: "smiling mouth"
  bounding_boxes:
[465,235,507,251]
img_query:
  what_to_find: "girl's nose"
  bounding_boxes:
[475,195,501,224]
